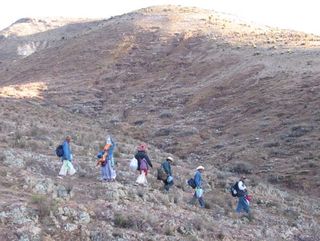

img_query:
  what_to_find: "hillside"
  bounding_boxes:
[0,5,319,241]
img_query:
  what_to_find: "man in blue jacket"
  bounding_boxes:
[58,136,76,178]
[161,157,174,192]
[191,166,205,208]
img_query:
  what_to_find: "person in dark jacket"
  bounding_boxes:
[58,136,76,178]
[236,176,250,214]
[161,157,174,192]
[134,144,153,175]
[190,166,205,208]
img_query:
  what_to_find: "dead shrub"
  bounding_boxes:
[28,141,40,152]
[113,150,120,158]
[13,131,26,148]
[30,125,48,138]
[114,213,135,229]
[191,217,204,231]
[164,226,175,236]
[30,194,56,220]
[0,153,6,162]
[204,201,212,209]
[230,161,253,174]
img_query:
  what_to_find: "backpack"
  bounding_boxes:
[55,145,64,157]
[157,167,167,181]
[230,181,239,197]
[96,151,105,159]
[187,178,196,189]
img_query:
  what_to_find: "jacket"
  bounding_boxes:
[237,180,248,197]
[134,151,152,170]
[194,170,202,188]
[161,160,172,176]
[62,140,72,161]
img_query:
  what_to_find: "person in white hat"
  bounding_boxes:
[160,157,174,192]
[191,166,205,208]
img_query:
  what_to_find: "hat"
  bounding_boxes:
[137,143,147,151]
[167,157,174,162]
[196,166,205,171]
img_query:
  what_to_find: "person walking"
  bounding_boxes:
[134,144,153,175]
[58,136,76,178]
[134,144,152,185]
[190,166,205,208]
[99,135,116,182]
[160,157,174,192]
[235,176,250,214]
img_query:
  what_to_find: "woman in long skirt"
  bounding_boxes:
[100,135,116,181]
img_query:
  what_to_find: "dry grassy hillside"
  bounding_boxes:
[0,5,319,241]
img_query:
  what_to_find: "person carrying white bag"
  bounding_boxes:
[134,144,153,186]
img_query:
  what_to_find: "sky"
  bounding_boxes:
[0,0,319,35]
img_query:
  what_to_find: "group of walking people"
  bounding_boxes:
[56,135,251,215]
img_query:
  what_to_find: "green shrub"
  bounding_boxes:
[114,213,135,229]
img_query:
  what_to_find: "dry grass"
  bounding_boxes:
[30,194,57,220]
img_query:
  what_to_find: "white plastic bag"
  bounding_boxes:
[167,175,173,183]
[195,188,203,198]
[129,157,138,171]
[136,172,147,185]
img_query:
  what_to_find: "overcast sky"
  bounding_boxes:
[1,0,319,35]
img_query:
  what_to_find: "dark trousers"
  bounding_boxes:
[163,180,174,191]
[191,192,205,208]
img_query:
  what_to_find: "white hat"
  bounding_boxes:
[167,157,174,162]
[196,166,205,170]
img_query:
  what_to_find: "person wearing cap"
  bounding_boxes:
[236,176,250,214]
[58,136,76,178]
[161,157,174,192]
[134,143,153,175]
[191,166,205,208]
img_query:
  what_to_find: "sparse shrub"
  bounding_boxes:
[65,184,73,194]
[13,131,26,148]
[159,111,173,119]
[112,232,123,238]
[217,233,225,240]
[30,194,54,219]
[0,153,6,162]
[230,161,253,174]
[247,212,255,222]
[267,174,283,184]
[30,125,48,137]
[164,226,175,236]
[191,217,203,231]
[114,213,135,229]
[173,195,179,204]
[29,141,40,152]
[113,150,120,158]
[0,170,7,177]
[204,202,212,209]
[137,190,144,199]
[283,208,299,220]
